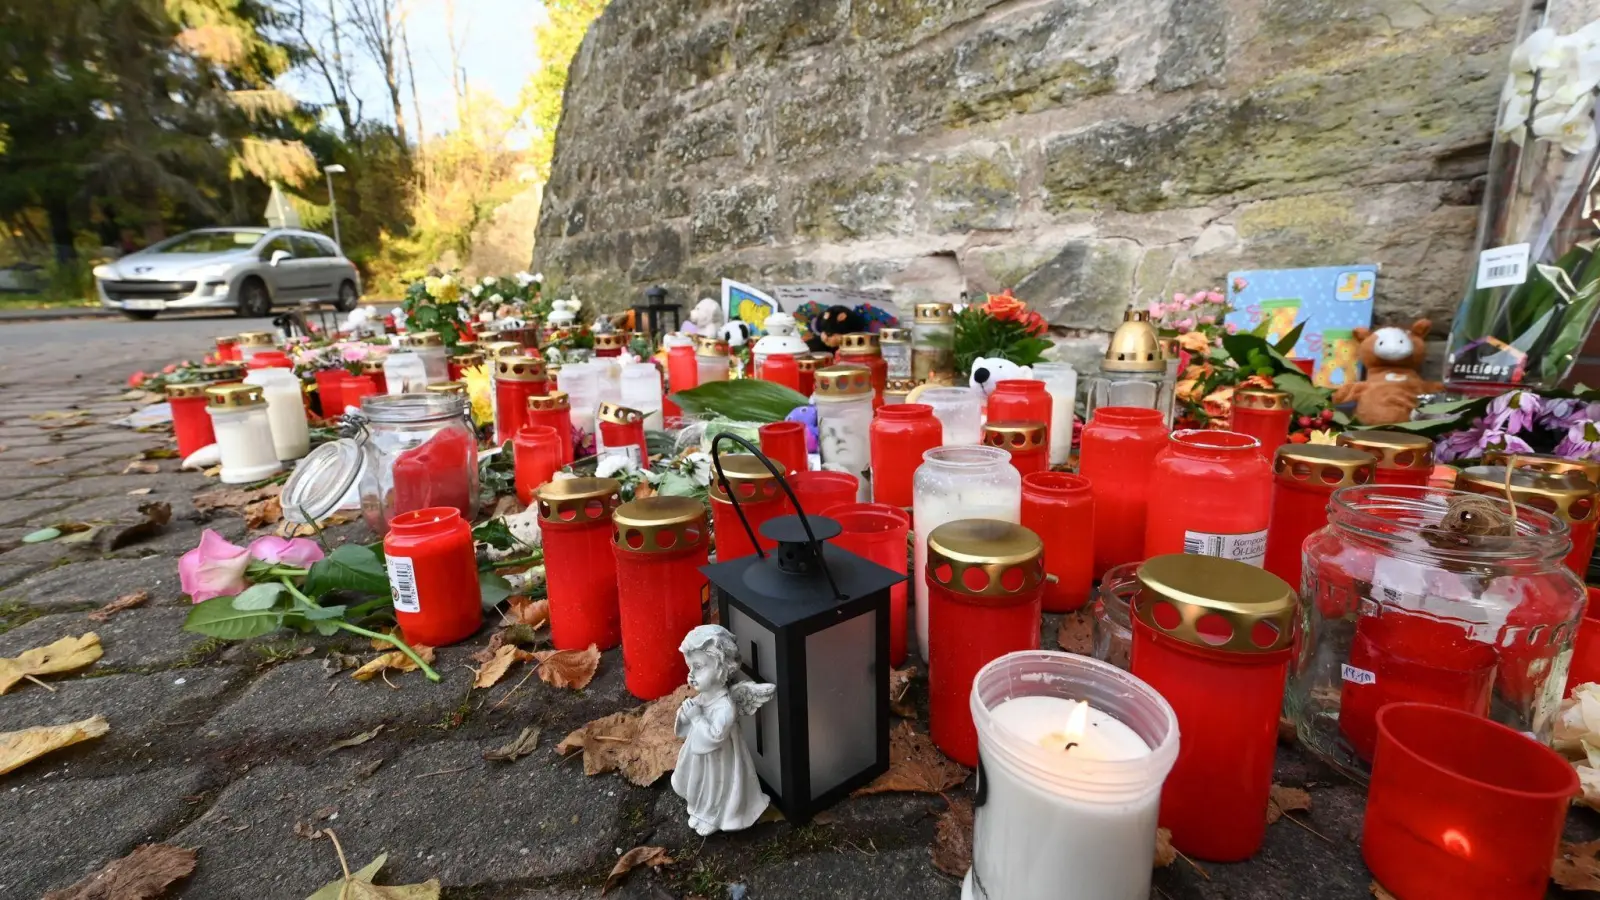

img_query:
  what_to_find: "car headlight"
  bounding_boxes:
[92,265,113,280]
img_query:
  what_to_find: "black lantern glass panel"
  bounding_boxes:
[633,285,682,340]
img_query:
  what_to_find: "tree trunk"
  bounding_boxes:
[46,197,77,263]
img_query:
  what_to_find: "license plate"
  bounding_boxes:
[124,299,166,310]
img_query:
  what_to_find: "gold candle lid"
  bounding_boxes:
[166,381,213,400]
[1101,310,1164,374]
[597,401,645,426]
[879,327,908,344]
[837,332,881,355]
[360,359,386,375]
[425,381,467,395]
[886,378,919,397]
[796,355,821,374]
[237,331,276,347]
[535,477,622,525]
[1336,430,1433,470]
[1159,337,1180,361]
[452,352,485,370]
[1457,466,1599,524]
[708,454,783,504]
[1274,445,1376,489]
[485,341,525,359]
[814,364,873,397]
[982,421,1048,453]
[455,339,479,351]
[1485,450,1600,485]
[914,303,954,325]
[613,496,708,553]
[193,364,245,382]
[214,335,239,348]
[205,383,266,409]
[1134,554,1297,654]
[697,338,730,357]
[400,330,444,348]
[925,520,1045,599]
[594,332,631,350]
[495,355,548,382]
[476,329,503,344]
[528,390,570,413]
[1234,389,1292,411]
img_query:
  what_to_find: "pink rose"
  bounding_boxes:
[179,530,252,603]
[248,536,325,569]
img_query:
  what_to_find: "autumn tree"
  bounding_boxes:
[522,0,610,181]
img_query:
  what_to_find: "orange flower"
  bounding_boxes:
[1238,374,1275,391]
[982,289,1026,321]
[1182,363,1214,381]
[1175,379,1204,403]
[1178,331,1211,354]
[1201,386,1234,419]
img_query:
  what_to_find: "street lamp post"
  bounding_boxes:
[323,164,347,250]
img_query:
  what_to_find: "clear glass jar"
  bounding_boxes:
[1092,562,1137,670]
[620,362,665,430]
[879,327,911,380]
[697,338,731,384]
[912,303,955,382]
[1288,485,1585,781]
[813,365,874,501]
[1032,362,1078,466]
[400,331,450,383]
[384,351,430,393]
[557,362,602,445]
[206,384,284,484]
[357,393,480,532]
[918,386,984,445]
[912,445,1022,662]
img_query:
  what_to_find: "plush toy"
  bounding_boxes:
[969,357,1033,399]
[807,305,867,352]
[784,405,820,454]
[685,298,722,336]
[720,321,753,347]
[1331,319,1443,426]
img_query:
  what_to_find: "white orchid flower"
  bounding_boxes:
[1532,93,1597,155]
[1514,27,1558,74]
[1499,90,1534,143]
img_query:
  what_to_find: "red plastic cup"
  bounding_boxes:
[759,421,808,477]
[383,507,483,647]
[314,368,346,417]
[825,503,911,666]
[1021,472,1094,612]
[513,425,562,506]
[788,470,858,518]
[1363,703,1578,900]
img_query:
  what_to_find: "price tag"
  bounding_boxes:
[1477,243,1530,289]
[387,555,420,613]
[1341,663,1376,686]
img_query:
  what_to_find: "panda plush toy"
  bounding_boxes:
[720,320,753,348]
[969,357,1033,399]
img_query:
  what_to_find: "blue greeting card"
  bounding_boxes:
[1224,265,1378,389]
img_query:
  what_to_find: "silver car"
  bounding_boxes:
[94,227,362,320]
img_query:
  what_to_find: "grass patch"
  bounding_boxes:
[253,639,310,668]
[680,859,728,897]
[0,295,97,311]
[175,636,231,668]
[0,600,42,635]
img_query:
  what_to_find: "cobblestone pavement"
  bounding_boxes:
[0,323,1595,899]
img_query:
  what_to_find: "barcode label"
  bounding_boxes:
[1477,243,1530,289]
[387,555,420,613]
[1181,528,1267,567]
[1341,664,1376,686]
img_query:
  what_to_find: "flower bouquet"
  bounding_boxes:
[1433,389,1600,464]
[951,290,1053,380]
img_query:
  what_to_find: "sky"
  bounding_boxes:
[278,0,547,141]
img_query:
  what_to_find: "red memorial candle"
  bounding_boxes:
[342,374,378,410]
[1363,703,1578,900]
[709,454,785,561]
[1229,389,1292,460]
[214,335,240,362]
[1338,430,1433,487]
[536,477,623,651]
[827,503,912,667]
[449,350,484,382]
[925,520,1044,767]
[1570,587,1600,694]
[494,354,549,445]
[168,382,220,459]
[1078,407,1167,577]
[597,401,649,464]
[667,340,698,397]
[788,470,858,518]
[246,350,293,370]
[613,496,710,700]
[1145,430,1272,566]
[870,403,941,509]
[795,354,821,398]
[527,391,574,466]
[594,331,628,359]
[513,424,562,506]
[314,367,347,417]
[391,424,476,520]
[986,379,1052,449]
[763,353,800,392]
[758,421,807,477]
[835,332,887,406]
[1131,555,1296,862]
[1457,464,1599,580]
[383,506,483,647]
[361,358,387,395]
[1021,471,1094,613]
[982,421,1049,477]
[1262,444,1374,591]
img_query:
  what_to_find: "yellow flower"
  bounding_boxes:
[1308,429,1338,445]
[460,365,494,428]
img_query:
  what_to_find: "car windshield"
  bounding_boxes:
[150,231,263,254]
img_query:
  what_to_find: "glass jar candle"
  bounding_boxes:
[613,496,710,700]
[788,470,858,517]
[399,330,450,383]
[593,331,628,358]
[696,338,731,384]
[1077,407,1167,576]
[1022,472,1094,612]
[1131,554,1296,862]
[917,386,984,445]
[870,403,941,509]
[758,421,807,477]
[795,354,821,396]
[926,519,1044,766]
[493,354,548,445]
[987,380,1052,446]
[528,391,575,466]
[236,330,277,361]
[982,421,1049,477]
[619,362,665,431]
[911,302,955,383]
[1230,389,1292,459]
[314,368,347,418]
[1336,430,1433,487]
[912,446,1022,662]
[357,393,479,532]
[813,365,875,501]
[243,366,310,460]
[1289,486,1584,780]
[383,351,429,394]
[1457,465,1599,579]
[835,332,887,406]
[513,424,562,506]
[965,651,1179,900]
[829,503,912,667]
[1031,363,1078,467]
[1093,563,1139,670]
[1144,430,1272,565]
[709,454,785,561]
[762,353,800,392]
[558,362,602,446]
[383,506,483,647]
[360,358,388,395]
[597,401,648,465]
[884,378,915,405]
[1263,445,1375,591]
[214,335,241,362]
[205,384,284,484]
[1086,310,1174,425]
[168,381,221,460]
[879,327,911,380]
[536,477,623,651]
[666,335,698,398]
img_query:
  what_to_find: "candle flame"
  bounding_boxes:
[1065,700,1089,739]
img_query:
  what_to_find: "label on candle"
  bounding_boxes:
[1340,663,1376,686]
[387,555,421,613]
[1181,528,1267,566]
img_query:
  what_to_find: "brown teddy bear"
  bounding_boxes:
[1331,319,1444,426]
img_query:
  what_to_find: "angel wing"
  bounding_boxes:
[730,680,777,716]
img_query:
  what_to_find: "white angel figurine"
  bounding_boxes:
[672,624,776,836]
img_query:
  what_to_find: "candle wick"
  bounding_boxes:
[1063,742,1079,753]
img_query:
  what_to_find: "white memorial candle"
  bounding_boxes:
[912,446,1020,661]
[1031,363,1077,467]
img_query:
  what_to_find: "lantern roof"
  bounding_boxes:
[702,541,904,631]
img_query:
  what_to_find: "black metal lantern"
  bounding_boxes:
[632,285,682,340]
[701,434,903,823]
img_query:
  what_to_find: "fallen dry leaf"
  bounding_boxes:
[1265,784,1312,825]
[142,447,179,459]
[244,494,283,529]
[308,833,441,900]
[1369,882,1399,900]
[506,597,549,629]
[352,646,435,681]
[1278,715,1297,745]
[483,726,541,762]
[533,644,600,690]
[489,494,520,519]
[127,487,153,496]
[1154,827,1176,868]
[31,410,90,421]
[1056,610,1094,655]
[473,644,522,689]
[889,665,918,719]
[122,460,160,475]
[0,633,103,693]
[327,724,385,752]
[0,715,110,775]
[40,843,196,900]
[930,797,973,877]
[854,721,968,796]
[103,501,171,551]
[603,846,673,895]
[1554,840,1600,892]
[193,483,281,513]
[559,684,692,786]
[89,592,149,622]
[30,456,66,466]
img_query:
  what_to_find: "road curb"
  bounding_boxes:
[0,301,395,324]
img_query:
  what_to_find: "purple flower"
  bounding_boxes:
[1473,426,1534,458]
[1539,397,1583,428]
[1486,391,1542,433]
[1554,420,1600,460]
[1435,425,1485,463]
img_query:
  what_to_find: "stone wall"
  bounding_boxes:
[532,0,1522,368]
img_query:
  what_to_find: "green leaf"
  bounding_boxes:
[670,380,809,423]
[1272,321,1307,355]
[184,596,284,640]
[1271,371,1333,417]
[232,583,286,611]
[473,519,520,552]
[303,544,390,598]
[479,572,514,610]
[654,471,701,498]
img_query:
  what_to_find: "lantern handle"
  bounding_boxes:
[709,431,846,601]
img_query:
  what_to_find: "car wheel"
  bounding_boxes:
[237,278,271,318]
[334,280,359,313]
[121,310,158,321]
